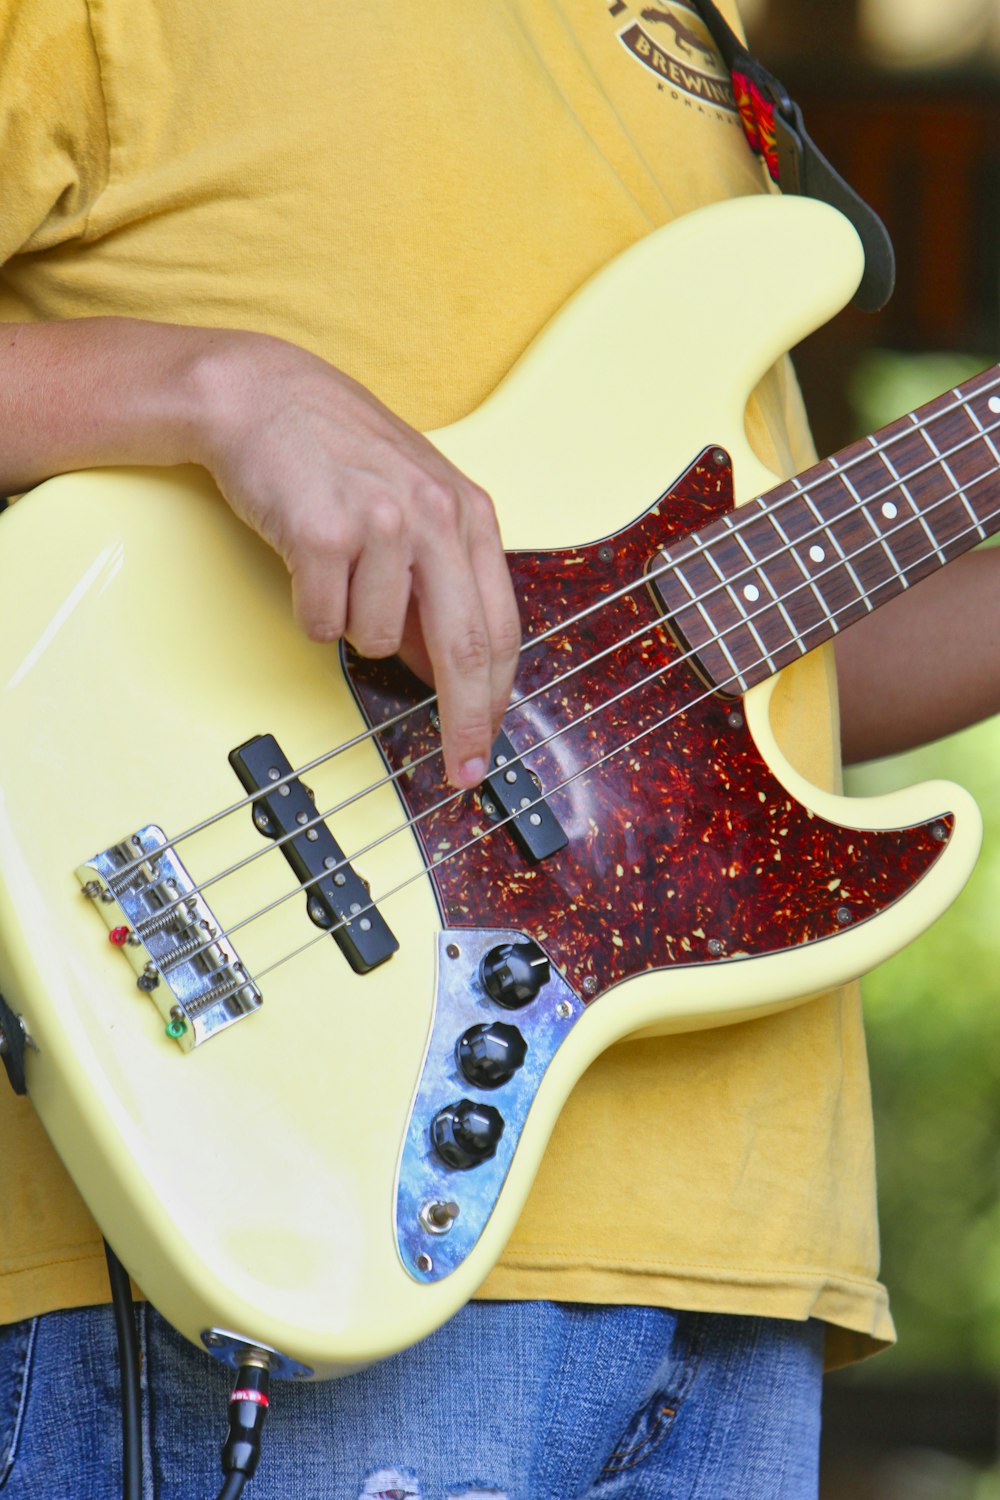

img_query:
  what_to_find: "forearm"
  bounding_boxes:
[0,316,521,788]
[835,548,1000,764]
[0,317,238,493]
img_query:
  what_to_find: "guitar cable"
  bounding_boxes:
[103,1239,271,1500]
[103,1240,143,1500]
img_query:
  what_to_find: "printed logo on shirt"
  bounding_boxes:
[607,0,737,116]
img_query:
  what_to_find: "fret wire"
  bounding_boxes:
[669,557,750,689]
[794,475,873,615]
[869,434,949,566]
[925,389,997,478]
[703,545,777,676]
[765,508,841,633]
[728,524,803,651]
[669,455,998,695]
[965,397,1000,480]
[918,406,991,546]
[710,531,791,654]
[835,450,910,591]
[908,412,983,538]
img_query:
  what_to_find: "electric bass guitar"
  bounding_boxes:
[0,195,996,1380]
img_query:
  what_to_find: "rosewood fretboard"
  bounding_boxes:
[653,366,1000,693]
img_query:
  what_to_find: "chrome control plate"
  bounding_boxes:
[395,928,583,1283]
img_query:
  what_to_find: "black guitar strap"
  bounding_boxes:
[685,0,895,311]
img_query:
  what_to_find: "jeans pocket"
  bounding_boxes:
[0,1318,37,1490]
[598,1311,708,1478]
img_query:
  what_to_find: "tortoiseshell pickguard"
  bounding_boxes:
[346,451,952,1004]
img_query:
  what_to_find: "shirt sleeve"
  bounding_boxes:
[0,0,108,265]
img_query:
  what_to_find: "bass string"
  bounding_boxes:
[121,393,1000,925]
[109,372,1000,882]
[135,416,1000,936]
[239,490,1000,997]
[152,485,1000,986]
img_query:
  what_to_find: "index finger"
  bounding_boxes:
[413,537,497,790]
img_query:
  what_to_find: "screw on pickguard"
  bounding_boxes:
[477,729,568,864]
[229,734,398,974]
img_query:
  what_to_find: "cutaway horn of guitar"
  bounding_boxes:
[0,195,990,1377]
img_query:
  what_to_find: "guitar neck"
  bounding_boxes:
[655,366,1000,693]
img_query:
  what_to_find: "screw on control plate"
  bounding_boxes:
[416,1253,434,1274]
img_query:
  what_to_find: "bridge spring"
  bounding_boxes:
[183,973,258,1018]
[158,932,219,972]
[136,899,197,940]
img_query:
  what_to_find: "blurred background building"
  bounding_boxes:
[740,2,1000,1496]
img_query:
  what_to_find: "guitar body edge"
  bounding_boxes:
[0,195,982,1378]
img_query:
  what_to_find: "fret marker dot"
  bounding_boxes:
[743,584,760,602]
[808,545,825,563]
[881,501,898,520]
[989,397,1000,415]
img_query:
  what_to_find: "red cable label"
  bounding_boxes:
[230,1389,269,1407]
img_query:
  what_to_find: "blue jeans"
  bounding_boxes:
[0,1302,823,1499]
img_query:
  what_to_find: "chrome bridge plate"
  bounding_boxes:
[77,825,261,1051]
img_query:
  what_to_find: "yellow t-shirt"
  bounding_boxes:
[0,0,892,1368]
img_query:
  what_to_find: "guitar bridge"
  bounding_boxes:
[77,826,262,1051]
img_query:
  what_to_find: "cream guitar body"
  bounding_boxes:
[0,196,991,1380]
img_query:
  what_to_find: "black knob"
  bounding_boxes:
[479,940,550,1009]
[431,1099,505,1170]
[457,1022,528,1089]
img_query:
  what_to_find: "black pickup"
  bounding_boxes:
[229,734,398,974]
[481,729,568,864]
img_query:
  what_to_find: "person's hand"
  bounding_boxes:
[198,333,522,788]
